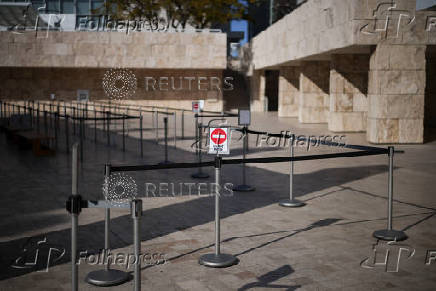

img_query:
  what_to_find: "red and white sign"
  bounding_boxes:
[192,100,204,113]
[209,127,230,155]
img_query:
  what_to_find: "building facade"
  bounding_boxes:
[250,0,436,144]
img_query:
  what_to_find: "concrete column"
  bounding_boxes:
[368,44,426,143]
[278,66,300,117]
[250,70,266,112]
[298,61,330,124]
[329,54,369,132]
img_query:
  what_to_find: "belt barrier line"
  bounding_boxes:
[109,149,388,172]
[237,127,388,153]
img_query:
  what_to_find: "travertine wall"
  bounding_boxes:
[0,31,227,69]
[252,0,436,69]
[329,54,369,132]
[368,44,426,143]
[278,67,300,117]
[250,70,266,112]
[299,61,330,123]
[0,67,225,111]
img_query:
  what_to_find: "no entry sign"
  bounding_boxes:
[192,100,204,113]
[209,127,230,155]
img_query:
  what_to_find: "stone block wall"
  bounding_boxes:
[250,70,266,112]
[0,31,227,69]
[278,67,300,117]
[299,61,330,123]
[368,43,426,143]
[329,54,369,132]
[0,67,225,111]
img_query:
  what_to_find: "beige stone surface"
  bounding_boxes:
[367,43,426,143]
[299,61,330,124]
[399,118,424,143]
[252,0,436,70]
[328,54,369,132]
[0,31,227,69]
[278,67,300,117]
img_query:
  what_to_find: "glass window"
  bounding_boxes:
[77,0,90,15]
[62,0,74,14]
[91,0,104,12]
[46,0,60,13]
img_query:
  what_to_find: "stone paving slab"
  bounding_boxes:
[0,112,435,290]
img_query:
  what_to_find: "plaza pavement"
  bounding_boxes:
[0,112,435,290]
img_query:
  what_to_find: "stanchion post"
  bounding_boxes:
[159,117,171,164]
[173,112,177,148]
[94,109,97,142]
[192,122,209,178]
[79,118,84,162]
[106,111,110,146]
[139,113,143,158]
[233,127,255,192]
[71,143,79,291]
[279,134,305,207]
[131,199,142,291]
[122,115,126,152]
[85,164,129,286]
[181,110,185,140]
[73,107,76,135]
[199,156,237,268]
[155,110,158,143]
[65,115,69,153]
[373,146,407,241]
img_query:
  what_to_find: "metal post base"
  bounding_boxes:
[85,269,130,287]
[232,184,255,192]
[191,172,209,179]
[199,253,238,268]
[279,199,306,208]
[373,229,407,241]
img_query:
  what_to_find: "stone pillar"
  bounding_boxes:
[329,54,369,132]
[368,44,425,143]
[250,70,266,112]
[278,66,300,117]
[298,61,330,123]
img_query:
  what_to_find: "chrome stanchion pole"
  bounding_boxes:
[159,117,171,164]
[85,164,129,286]
[199,156,237,268]
[131,199,142,291]
[279,134,305,207]
[192,122,209,179]
[173,112,177,148]
[181,109,185,140]
[139,113,143,158]
[71,143,79,291]
[155,110,159,143]
[65,115,69,153]
[233,127,255,192]
[373,146,407,241]
[122,115,126,152]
